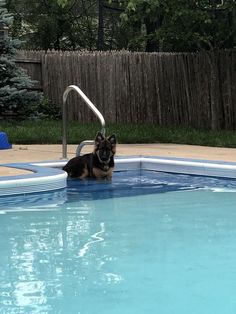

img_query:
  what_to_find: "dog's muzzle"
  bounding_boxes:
[97,150,112,164]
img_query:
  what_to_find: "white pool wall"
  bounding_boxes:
[1,156,236,197]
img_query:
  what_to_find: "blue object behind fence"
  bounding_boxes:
[0,132,12,149]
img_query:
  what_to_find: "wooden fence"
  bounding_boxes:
[16,49,236,130]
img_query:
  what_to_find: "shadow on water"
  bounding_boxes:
[66,169,236,201]
[1,170,236,211]
[66,170,196,202]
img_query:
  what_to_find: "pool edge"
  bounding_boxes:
[1,156,236,197]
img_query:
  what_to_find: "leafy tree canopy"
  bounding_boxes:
[7,0,123,51]
[121,0,236,51]
[6,0,236,52]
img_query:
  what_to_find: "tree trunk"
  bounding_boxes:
[97,0,104,50]
[144,13,164,52]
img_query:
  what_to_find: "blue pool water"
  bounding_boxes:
[0,170,236,313]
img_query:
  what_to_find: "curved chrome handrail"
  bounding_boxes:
[62,85,106,159]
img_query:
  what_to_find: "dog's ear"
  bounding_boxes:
[95,132,104,144]
[108,134,116,146]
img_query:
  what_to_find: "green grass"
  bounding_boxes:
[1,120,236,148]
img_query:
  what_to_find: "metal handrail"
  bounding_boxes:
[76,140,94,156]
[62,85,106,159]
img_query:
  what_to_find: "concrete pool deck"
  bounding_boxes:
[1,143,236,176]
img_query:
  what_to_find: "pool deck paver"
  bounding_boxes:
[1,143,236,176]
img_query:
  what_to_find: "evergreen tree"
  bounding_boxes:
[0,0,40,117]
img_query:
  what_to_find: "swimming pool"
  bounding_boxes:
[0,164,236,313]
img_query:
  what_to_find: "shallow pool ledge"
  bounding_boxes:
[0,163,67,196]
[1,156,236,197]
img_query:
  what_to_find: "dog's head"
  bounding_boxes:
[94,132,116,164]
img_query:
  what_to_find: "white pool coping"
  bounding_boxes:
[1,156,236,197]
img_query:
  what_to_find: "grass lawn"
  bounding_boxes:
[1,120,236,148]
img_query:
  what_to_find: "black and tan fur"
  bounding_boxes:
[63,132,116,179]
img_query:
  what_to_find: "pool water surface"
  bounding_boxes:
[0,170,236,313]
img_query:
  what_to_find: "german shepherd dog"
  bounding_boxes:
[63,132,116,179]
